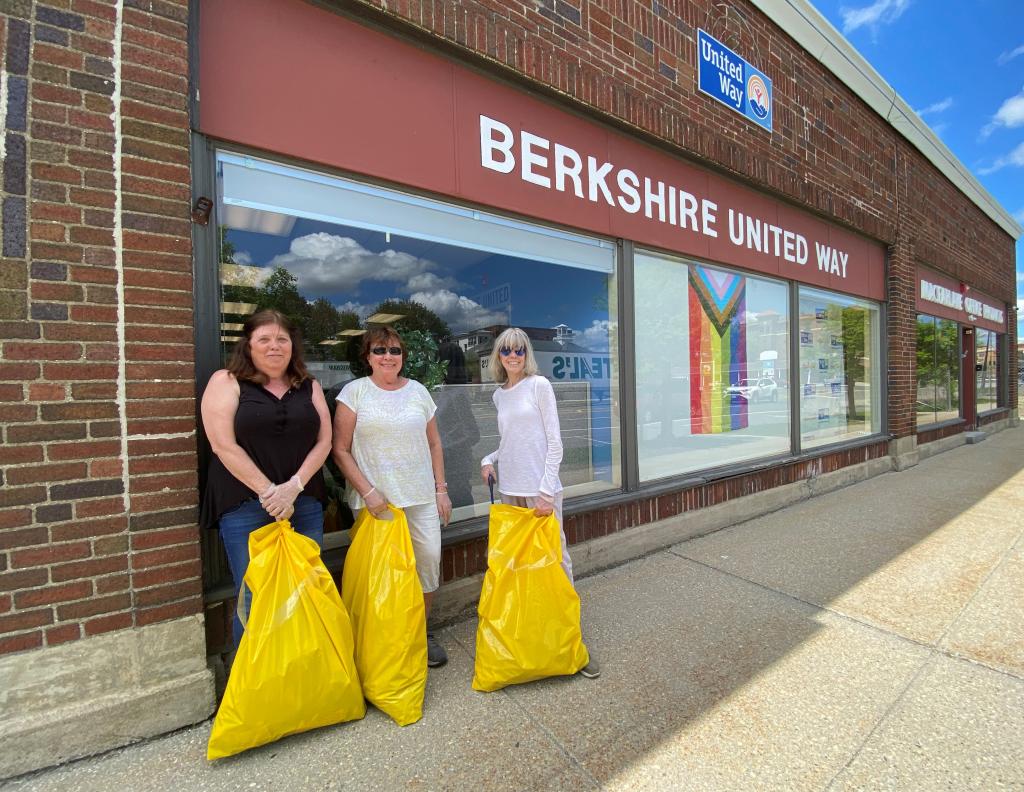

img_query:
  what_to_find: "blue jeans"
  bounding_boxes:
[219,495,324,649]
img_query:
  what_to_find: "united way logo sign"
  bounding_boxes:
[697,29,773,132]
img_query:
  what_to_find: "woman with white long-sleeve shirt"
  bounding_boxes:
[479,327,599,678]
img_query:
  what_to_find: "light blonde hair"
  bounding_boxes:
[488,327,539,384]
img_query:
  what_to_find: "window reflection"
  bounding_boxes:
[215,153,620,539]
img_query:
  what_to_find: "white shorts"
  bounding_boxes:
[402,501,441,593]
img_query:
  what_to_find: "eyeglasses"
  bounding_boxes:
[499,347,526,357]
[370,346,402,356]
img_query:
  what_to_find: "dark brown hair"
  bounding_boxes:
[360,325,406,370]
[227,309,310,387]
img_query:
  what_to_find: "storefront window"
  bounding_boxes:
[634,251,790,481]
[215,152,620,534]
[975,329,1000,413]
[915,315,960,425]
[798,287,881,448]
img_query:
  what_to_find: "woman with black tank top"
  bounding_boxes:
[200,309,332,649]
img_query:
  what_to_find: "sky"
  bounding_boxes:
[808,0,1023,337]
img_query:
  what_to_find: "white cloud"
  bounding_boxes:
[402,272,460,294]
[267,233,438,293]
[930,122,949,138]
[840,0,910,34]
[336,300,374,319]
[915,97,953,117]
[407,289,508,334]
[234,250,253,266]
[981,87,1024,138]
[998,44,1024,65]
[576,319,613,352]
[1014,209,1024,224]
[978,141,1024,175]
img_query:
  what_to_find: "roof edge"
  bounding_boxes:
[749,0,1023,241]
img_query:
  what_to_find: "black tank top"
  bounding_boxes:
[201,377,327,531]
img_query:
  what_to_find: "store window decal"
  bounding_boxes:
[688,265,748,434]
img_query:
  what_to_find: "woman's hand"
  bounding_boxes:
[533,494,554,517]
[480,464,496,485]
[436,491,452,527]
[364,487,388,518]
[261,475,303,519]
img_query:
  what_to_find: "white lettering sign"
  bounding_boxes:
[920,279,1004,325]
[479,114,850,278]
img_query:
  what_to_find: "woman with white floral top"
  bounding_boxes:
[332,326,451,668]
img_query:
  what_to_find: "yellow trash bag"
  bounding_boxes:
[207,520,365,760]
[341,506,427,726]
[473,504,589,692]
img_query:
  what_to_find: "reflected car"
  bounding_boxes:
[725,377,779,402]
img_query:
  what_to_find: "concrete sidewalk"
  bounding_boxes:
[7,427,1024,791]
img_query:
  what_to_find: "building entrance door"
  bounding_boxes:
[961,326,976,429]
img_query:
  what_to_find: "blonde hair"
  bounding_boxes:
[488,327,539,384]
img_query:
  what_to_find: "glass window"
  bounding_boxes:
[634,251,790,481]
[215,152,620,538]
[916,314,960,425]
[975,329,1000,413]
[798,287,881,448]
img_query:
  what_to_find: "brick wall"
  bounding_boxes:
[0,0,198,656]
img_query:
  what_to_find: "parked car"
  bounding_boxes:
[726,377,779,402]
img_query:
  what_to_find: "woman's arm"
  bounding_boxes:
[200,370,273,496]
[426,416,452,525]
[535,377,564,499]
[296,380,333,485]
[331,401,386,514]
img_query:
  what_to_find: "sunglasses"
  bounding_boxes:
[499,347,526,357]
[370,346,402,356]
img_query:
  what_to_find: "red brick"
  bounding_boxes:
[0,524,48,549]
[74,497,127,519]
[30,278,83,301]
[89,458,123,478]
[3,447,45,465]
[130,526,197,552]
[28,383,67,401]
[128,437,195,456]
[135,595,202,627]
[31,222,69,242]
[71,382,118,400]
[130,471,197,494]
[131,558,201,589]
[46,623,82,646]
[0,632,43,655]
[51,554,128,582]
[0,404,37,422]
[51,515,128,542]
[84,611,133,636]
[127,417,195,435]
[70,304,118,323]
[57,592,131,620]
[7,463,88,486]
[42,363,119,380]
[134,578,201,608]
[95,573,130,594]
[12,542,92,569]
[0,569,49,593]
[3,342,83,361]
[0,608,54,632]
[48,439,121,460]
[15,581,93,608]
[0,512,35,533]
[132,543,199,570]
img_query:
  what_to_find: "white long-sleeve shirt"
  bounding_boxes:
[481,375,563,497]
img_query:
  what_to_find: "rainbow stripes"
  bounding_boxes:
[688,265,748,433]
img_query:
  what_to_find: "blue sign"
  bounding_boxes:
[697,29,773,132]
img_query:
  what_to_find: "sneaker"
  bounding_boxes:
[578,653,601,679]
[426,633,448,668]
